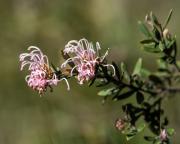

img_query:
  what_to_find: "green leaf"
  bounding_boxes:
[144,136,155,141]
[159,42,164,51]
[140,39,155,44]
[133,58,142,76]
[121,62,130,82]
[142,43,161,53]
[136,92,144,104]
[157,59,168,69]
[167,128,175,136]
[149,75,163,85]
[163,9,173,29]
[51,63,59,72]
[138,21,151,37]
[154,140,161,144]
[126,133,136,141]
[150,11,160,26]
[141,68,151,77]
[137,123,146,132]
[98,87,116,97]
[167,37,176,49]
[114,90,135,100]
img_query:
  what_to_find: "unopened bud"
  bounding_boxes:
[145,14,153,27]
[163,28,171,40]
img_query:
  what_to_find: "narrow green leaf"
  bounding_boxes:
[121,62,130,82]
[98,87,116,97]
[159,42,164,51]
[143,45,161,53]
[163,9,173,29]
[167,37,176,49]
[137,123,146,132]
[133,58,142,76]
[138,21,151,37]
[114,90,135,100]
[150,11,160,26]
[126,133,136,141]
[51,63,59,72]
[149,75,163,84]
[140,39,155,44]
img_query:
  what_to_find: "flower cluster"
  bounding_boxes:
[160,129,168,142]
[61,38,115,84]
[19,46,69,95]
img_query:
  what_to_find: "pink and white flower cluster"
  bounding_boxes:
[19,46,69,95]
[61,38,115,84]
[160,129,168,142]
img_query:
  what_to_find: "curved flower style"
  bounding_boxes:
[19,46,69,95]
[61,38,115,84]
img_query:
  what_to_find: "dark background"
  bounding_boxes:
[0,0,180,143]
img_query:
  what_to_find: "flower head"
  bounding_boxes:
[160,129,168,142]
[61,38,115,84]
[115,118,126,131]
[19,46,69,95]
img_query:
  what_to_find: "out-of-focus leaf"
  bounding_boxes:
[153,28,162,41]
[125,127,138,141]
[137,123,146,132]
[167,128,175,136]
[141,68,151,77]
[159,42,164,51]
[136,92,144,104]
[163,9,173,29]
[140,39,155,44]
[154,140,161,144]
[138,21,151,37]
[121,62,130,82]
[149,75,163,84]
[157,59,168,69]
[98,87,117,97]
[114,90,135,100]
[144,136,155,141]
[133,58,142,76]
[150,12,160,26]
[142,43,161,53]
[126,133,136,141]
[167,37,176,49]
[51,63,59,72]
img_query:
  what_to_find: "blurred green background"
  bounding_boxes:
[0,0,180,143]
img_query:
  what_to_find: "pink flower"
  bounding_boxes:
[160,129,168,142]
[19,46,69,95]
[115,118,126,131]
[61,38,115,84]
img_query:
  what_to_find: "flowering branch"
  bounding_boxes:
[19,9,179,144]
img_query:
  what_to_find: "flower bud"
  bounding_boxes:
[163,28,171,40]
